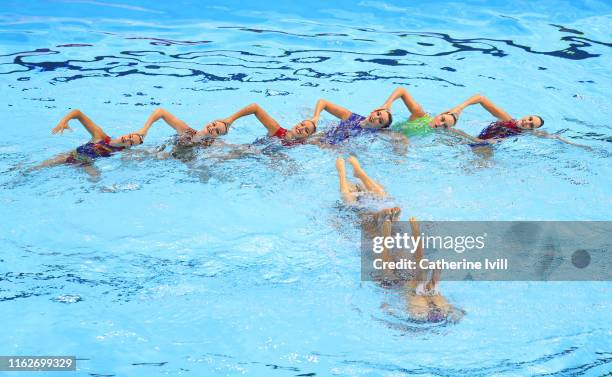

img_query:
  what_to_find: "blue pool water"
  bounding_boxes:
[1,0,611,376]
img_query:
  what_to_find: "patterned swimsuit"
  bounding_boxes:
[320,113,378,145]
[478,120,522,140]
[66,136,124,163]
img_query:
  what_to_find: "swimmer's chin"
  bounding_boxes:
[285,130,304,140]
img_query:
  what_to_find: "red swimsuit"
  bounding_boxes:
[271,127,306,147]
[272,127,288,139]
[478,120,522,140]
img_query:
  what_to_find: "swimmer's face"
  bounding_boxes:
[199,121,229,138]
[290,120,316,139]
[518,115,543,130]
[365,109,392,128]
[432,112,457,128]
[115,133,143,147]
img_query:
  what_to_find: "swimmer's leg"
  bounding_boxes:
[409,217,426,289]
[471,145,494,159]
[336,157,357,204]
[380,207,402,282]
[427,268,442,292]
[360,207,401,282]
[383,207,412,274]
[81,164,101,180]
[347,155,386,198]
[31,152,73,170]
[30,152,100,180]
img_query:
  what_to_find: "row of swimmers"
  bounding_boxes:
[36,86,588,172]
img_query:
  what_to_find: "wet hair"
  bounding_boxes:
[382,109,393,128]
[535,115,544,127]
[135,133,144,144]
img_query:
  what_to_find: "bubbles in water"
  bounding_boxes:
[53,294,82,304]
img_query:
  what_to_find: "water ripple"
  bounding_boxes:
[0,22,609,86]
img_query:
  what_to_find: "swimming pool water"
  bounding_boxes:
[1,0,611,376]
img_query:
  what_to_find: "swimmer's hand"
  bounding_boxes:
[445,106,463,118]
[218,117,233,127]
[548,134,593,150]
[52,120,72,134]
[574,143,592,151]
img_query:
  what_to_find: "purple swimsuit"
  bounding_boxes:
[320,113,377,145]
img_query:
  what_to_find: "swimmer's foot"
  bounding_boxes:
[347,155,365,178]
[335,157,346,175]
[392,207,401,221]
[375,207,400,229]
[383,207,402,220]
[382,206,401,221]
[390,206,401,221]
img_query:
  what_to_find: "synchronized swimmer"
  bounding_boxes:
[335,156,464,323]
[444,94,586,147]
[33,109,148,177]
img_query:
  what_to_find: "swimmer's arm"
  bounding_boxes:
[52,109,108,141]
[300,132,329,148]
[380,130,409,154]
[215,140,261,153]
[389,131,409,145]
[381,87,426,120]
[532,130,592,149]
[223,103,281,136]
[427,268,441,293]
[447,127,489,143]
[305,134,324,147]
[449,94,512,121]
[311,99,352,124]
[140,108,192,136]
[208,140,262,159]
